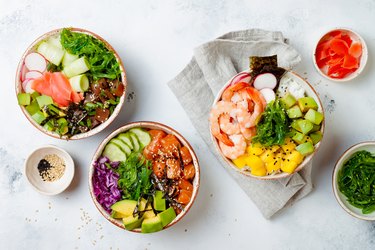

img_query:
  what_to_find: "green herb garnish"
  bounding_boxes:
[60,28,121,80]
[116,153,153,201]
[338,150,375,214]
[252,98,290,146]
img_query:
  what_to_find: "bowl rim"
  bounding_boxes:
[210,69,325,180]
[88,121,201,233]
[15,27,128,140]
[312,27,368,82]
[24,144,75,195]
[332,141,375,221]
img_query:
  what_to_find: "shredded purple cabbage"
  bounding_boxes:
[92,156,121,213]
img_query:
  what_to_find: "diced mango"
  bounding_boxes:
[281,160,298,174]
[232,155,249,169]
[281,140,296,153]
[260,150,275,163]
[251,166,267,176]
[245,155,264,170]
[285,150,304,164]
[246,144,264,156]
[266,158,281,173]
[270,145,280,153]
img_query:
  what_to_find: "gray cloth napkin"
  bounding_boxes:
[168,29,312,219]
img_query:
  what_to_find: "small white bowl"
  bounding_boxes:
[332,141,375,220]
[313,27,368,82]
[24,145,75,195]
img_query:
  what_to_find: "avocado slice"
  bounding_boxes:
[297,119,313,134]
[17,93,31,106]
[158,207,177,227]
[139,198,157,219]
[141,216,163,233]
[297,97,318,112]
[153,191,166,211]
[304,109,324,125]
[310,131,323,145]
[111,211,127,219]
[281,93,297,109]
[296,142,314,156]
[123,215,143,231]
[287,105,303,119]
[36,95,53,108]
[110,200,137,217]
[26,100,40,115]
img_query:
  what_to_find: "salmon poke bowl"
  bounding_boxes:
[89,122,200,233]
[210,55,325,179]
[15,28,127,140]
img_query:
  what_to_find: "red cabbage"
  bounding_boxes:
[92,156,121,213]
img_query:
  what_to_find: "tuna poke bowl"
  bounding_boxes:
[210,55,325,179]
[89,122,200,233]
[16,28,126,139]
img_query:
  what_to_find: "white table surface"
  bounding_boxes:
[1,0,375,249]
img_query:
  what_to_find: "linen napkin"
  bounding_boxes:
[168,29,312,219]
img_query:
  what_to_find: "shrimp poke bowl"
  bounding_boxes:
[89,122,200,233]
[210,55,325,179]
[15,28,126,140]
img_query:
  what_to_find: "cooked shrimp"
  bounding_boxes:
[218,134,246,160]
[221,82,250,102]
[219,114,240,135]
[210,101,238,146]
[236,87,265,129]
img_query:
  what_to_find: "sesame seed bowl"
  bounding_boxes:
[24,145,75,195]
[89,121,200,233]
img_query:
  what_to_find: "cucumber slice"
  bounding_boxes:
[69,74,89,92]
[47,35,63,49]
[117,133,134,150]
[128,132,140,152]
[63,57,90,78]
[102,143,127,162]
[62,51,79,67]
[37,41,65,66]
[129,128,151,148]
[111,138,131,156]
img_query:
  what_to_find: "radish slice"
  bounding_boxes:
[20,64,27,82]
[253,73,277,90]
[24,52,47,72]
[22,79,35,93]
[230,72,252,85]
[25,70,43,80]
[259,88,275,104]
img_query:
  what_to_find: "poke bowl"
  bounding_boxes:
[15,27,127,140]
[89,121,200,233]
[313,27,368,82]
[210,55,325,180]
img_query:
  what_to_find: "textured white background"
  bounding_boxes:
[1,0,375,249]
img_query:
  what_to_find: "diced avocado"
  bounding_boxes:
[304,109,324,125]
[296,142,314,156]
[31,91,40,100]
[297,119,313,134]
[297,97,318,113]
[31,111,46,124]
[36,95,53,108]
[281,93,297,109]
[57,118,68,135]
[287,105,303,118]
[292,131,305,144]
[111,211,127,219]
[310,124,321,133]
[102,143,127,162]
[153,191,166,211]
[17,93,31,106]
[141,216,163,233]
[310,131,323,145]
[26,100,40,115]
[158,207,177,227]
[139,199,157,219]
[123,215,143,231]
[43,120,54,131]
[110,138,131,156]
[290,119,302,132]
[110,200,137,217]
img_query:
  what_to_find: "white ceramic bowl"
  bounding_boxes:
[332,141,375,220]
[89,121,200,232]
[24,145,75,195]
[210,70,325,180]
[313,27,368,82]
[15,28,127,140]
